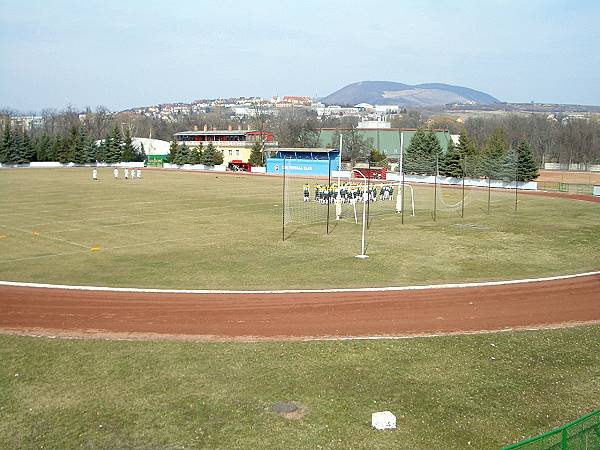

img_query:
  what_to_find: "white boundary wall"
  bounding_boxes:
[1,162,144,169]
[544,163,600,172]
[30,162,62,168]
[386,173,538,190]
[162,163,226,172]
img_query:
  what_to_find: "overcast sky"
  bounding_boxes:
[1,0,599,112]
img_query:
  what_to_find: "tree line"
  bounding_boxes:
[2,104,598,167]
[0,120,144,165]
[424,114,600,166]
[165,140,224,166]
[403,128,539,182]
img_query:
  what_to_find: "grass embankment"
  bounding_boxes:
[1,327,599,449]
[0,168,598,289]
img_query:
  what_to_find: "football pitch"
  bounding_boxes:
[0,168,599,289]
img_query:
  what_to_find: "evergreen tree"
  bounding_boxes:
[20,130,35,162]
[403,128,429,174]
[248,142,263,166]
[439,139,463,177]
[456,130,477,158]
[71,128,87,164]
[96,137,108,163]
[0,121,13,164]
[106,125,123,163]
[84,134,98,163]
[35,135,52,161]
[403,128,442,175]
[10,130,25,164]
[201,142,222,165]
[456,129,478,177]
[167,140,179,164]
[121,128,136,162]
[481,128,506,180]
[516,138,539,181]
[53,135,69,163]
[190,143,203,164]
[369,148,387,164]
[501,148,518,182]
[179,143,193,164]
[213,147,224,165]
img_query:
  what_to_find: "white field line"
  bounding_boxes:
[9,199,275,228]
[0,224,89,249]
[1,204,278,243]
[0,222,285,263]
[0,271,598,295]
[0,190,279,217]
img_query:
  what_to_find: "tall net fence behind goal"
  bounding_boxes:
[282,156,414,240]
[282,156,333,236]
[282,148,529,239]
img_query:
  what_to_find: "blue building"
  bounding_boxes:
[266,148,340,177]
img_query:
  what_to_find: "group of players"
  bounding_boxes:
[91,168,143,181]
[303,182,394,204]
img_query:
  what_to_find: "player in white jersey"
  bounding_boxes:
[113,168,119,179]
[92,168,98,181]
[124,168,129,180]
[136,169,141,179]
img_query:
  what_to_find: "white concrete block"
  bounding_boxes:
[371,411,396,430]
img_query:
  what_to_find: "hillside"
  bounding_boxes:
[321,80,499,107]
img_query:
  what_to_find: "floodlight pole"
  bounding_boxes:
[366,159,371,229]
[336,134,343,221]
[327,154,331,234]
[356,176,369,259]
[433,154,438,222]
[514,152,519,212]
[282,157,286,241]
[488,176,491,214]
[461,156,466,218]
[400,131,405,225]
[338,134,342,189]
[399,131,404,180]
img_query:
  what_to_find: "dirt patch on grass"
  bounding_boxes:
[272,402,307,420]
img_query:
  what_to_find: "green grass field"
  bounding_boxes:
[1,327,599,449]
[0,168,598,289]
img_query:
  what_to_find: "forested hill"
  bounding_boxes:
[321,81,499,107]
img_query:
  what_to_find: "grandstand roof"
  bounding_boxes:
[275,148,336,153]
[174,130,253,136]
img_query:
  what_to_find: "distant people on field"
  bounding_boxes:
[92,168,98,181]
[302,182,394,206]
[124,168,129,180]
[113,168,119,179]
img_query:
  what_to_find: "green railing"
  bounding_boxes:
[537,181,594,195]
[503,409,600,449]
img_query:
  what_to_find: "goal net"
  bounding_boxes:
[282,156,415,239]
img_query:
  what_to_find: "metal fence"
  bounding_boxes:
[503,409,600,449]
[536,181,594,195]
